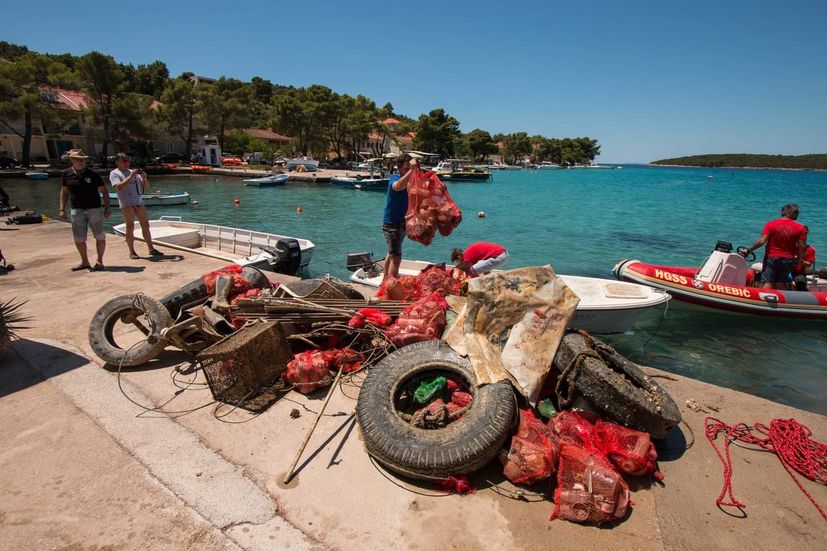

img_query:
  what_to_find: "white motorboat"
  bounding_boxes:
[349,258,669,334]
[536,162,561,170]
[107,191,190,206]
[284,157,319,171]
[25,171,49,180]
[243,174,289,187]
[113,216,315,275]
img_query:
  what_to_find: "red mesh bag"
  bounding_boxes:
[551,443,631,524]
[405,170,463,245]
[348,308,393,329]
[593,420,662,480]
[503,409,561,485]
[384,292,448,347]
[202,264,249,295]
[284,347,365,393]
[415,264,464,296]
[549,410,598,450]
[229,287,263,305]
[376,275,423,301]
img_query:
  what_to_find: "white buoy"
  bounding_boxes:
[477,211,486,218]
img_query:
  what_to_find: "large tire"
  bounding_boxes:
[554,332,681,439]
[356,341,517,480]
[88,294,173,367]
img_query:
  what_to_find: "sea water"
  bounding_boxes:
[3,165,826,414]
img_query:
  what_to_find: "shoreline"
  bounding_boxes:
[648,163,827,172]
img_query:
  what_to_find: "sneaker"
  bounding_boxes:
[148,249,163,257]
[91,263,105,271]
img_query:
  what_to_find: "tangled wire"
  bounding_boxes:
[705,416,827,520]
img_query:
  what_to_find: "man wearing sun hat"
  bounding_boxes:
[58,149,111,271]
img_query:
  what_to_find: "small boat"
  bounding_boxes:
[107,191,191,207]
[190,164,213,172]
[432,160,492,181]
[25,171,49,180]
[349,258,670,334]
[614,241,827,319]
[536,162,561,170]
[284,157,319,171]
[330,176,389,191]
[243,174,289,187]
[113,216,315,275]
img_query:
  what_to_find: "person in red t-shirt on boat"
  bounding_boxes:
[451,242,510,277]
[741,203,807,290]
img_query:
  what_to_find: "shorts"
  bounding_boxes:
[71,208,106,242]
[471,250,510,275]
[760,256,795,283]
[382,223,405,256]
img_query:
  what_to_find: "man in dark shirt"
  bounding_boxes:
[58,149,111,271]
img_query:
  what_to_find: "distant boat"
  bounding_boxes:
[25,171,49,180]
[536,162,561,170]
[330,175,389,191]
[113,216,315,275]
[485,162,521,171]
[433,159,492,181]
[284,157,319,171]
[243,174,289,187]
[107,191,190,207]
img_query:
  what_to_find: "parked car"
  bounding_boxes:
[0,156,21,169]
[153,152,186,164]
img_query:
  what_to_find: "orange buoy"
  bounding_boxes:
[234,198,240,205]
[296,204,303,215]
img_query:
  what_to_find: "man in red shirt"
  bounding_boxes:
[742,204,807,289]
[451,242,509,276]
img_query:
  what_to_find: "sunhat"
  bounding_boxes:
[66,149,89,159]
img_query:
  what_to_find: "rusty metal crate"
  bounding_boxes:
[197,321,292,411]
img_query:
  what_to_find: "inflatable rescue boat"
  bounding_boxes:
[614,241,827,319]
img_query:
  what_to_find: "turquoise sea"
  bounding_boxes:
[3,165,826,415]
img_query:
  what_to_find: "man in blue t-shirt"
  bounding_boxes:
[382,153,417,280]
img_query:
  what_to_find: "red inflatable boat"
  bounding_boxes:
[614,242,827,320]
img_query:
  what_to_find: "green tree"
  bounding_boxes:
[501,132,531,164]
[130,61,169,98]
[111,93,157,157]
[413,108,461,157]
[0,53,72,166]
[465,129,498,161]
[76,51,124,157]
[198,77,251,151]
[271,85,339,156]
[158,78,200,159]
[342,95,377,160]
[0,41,29,61]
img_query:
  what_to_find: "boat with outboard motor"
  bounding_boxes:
[432,160,492,181]
[107,191,190,206]
[25,171,49,180]
[243,173,289,187]
[113,216,315,275]
[614,241,827,319]
[346,255,670,334]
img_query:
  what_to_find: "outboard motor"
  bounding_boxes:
[695,241,749,285]
[267,238,302,275]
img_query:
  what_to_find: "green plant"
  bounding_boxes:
[0,297,31,340]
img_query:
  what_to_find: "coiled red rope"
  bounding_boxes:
[705,417,827,520]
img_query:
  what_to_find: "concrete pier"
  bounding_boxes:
[1,218,824,550]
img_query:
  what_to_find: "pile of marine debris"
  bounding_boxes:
[89,262,681,525]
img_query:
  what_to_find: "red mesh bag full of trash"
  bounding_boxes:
[502,409,561,485]
[284,348,366,393]
[384,292,448,347]
[549,410,599,450]
[376,275,423,301]
[593,420,662,480]
[405,169,462,245]
[202,264,249,295]
[552,443,631,524]
[415,264,465,296]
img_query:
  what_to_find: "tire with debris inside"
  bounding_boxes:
[88,294,173,367]
[554,332,681,439]
[356,341,518,480]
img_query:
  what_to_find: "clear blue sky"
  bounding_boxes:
[4,0,826,162]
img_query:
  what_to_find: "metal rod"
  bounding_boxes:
[283,364,345,484]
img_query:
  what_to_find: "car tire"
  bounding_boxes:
[356,341,518,480]
[88,294,173,367]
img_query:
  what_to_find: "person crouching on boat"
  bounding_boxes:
[382,154,417,280]
[740,203,807,290]
[110,153,162,259]
[451,242,510,277]
[791,225,816,291]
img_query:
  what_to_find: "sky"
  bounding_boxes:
[3,0,826,162]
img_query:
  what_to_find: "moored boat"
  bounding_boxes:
[284,157,319,171]
[330,175,389,191]
[433,160,492,181]
[113,216,315,275]
[348,258,669,333]
[107,191,191,206]
[243,174,289,187]
[614,241,827,319]
[25,171,49,180]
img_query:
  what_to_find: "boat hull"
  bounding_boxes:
[349,260,669,334]
[107,192,190,206]
[243,174,288,187]
[25,172,49,180]
[330,176,389,191]
[434,171,492,181]
[614,259,827,320]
